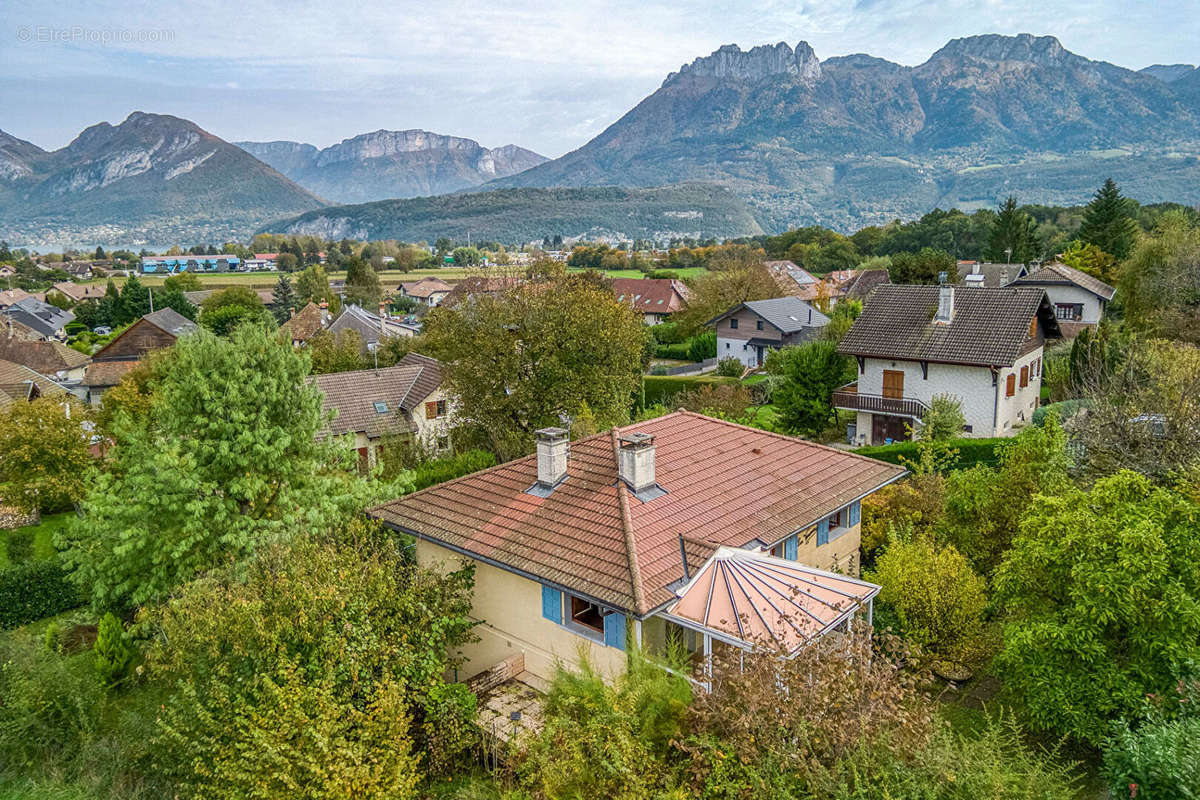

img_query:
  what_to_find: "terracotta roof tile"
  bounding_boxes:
[611,278,689,314]
[279,302,328,342]
[309,358,444,439]
[369,412,905,615]
[0,338,88,374]
[81,359,138,388]
[0,359,67,407]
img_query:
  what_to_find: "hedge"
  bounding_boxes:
[410,449,497,492]
[854,437,1006,471]
[642,375,738,407]
[654,331,717,362]
[1032,398,1090,427]
[0,559,83,629]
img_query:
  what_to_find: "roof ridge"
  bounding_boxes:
[611,428,648,615]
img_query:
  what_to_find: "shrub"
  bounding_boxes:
[641,375,737,408]
[856,437,1003,471]
[6,528,35,564]
[919,393,965,440]
[649,321,682,345]
[1033,398,1090,426]
[869,537,991,669]
[410,449,496,492]
[715,357,743,377]
[93,612,135,687]
[0,560,83,629]
[675,384,752,419]
[1104,716,1200,799]
[653,341,692,360]
[686,331,717,362]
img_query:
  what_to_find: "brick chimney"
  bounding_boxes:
[535,427,569,488]
[617,432,656,493]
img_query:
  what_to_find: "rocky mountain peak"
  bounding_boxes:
[664,40,821,86]
[927,33,1073,66]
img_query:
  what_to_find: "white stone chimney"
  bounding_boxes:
[972,262,981,275]
[1000,266,1009,285]
[535,427,569,487]
[935,285,954,324]
[617,432,656,493]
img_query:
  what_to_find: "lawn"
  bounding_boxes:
[0,513,71,568]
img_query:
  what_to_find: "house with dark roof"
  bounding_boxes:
[80,308,198,404]
[840,269,890,301]
[368,412,904,684]
[611,278,690,324]
[327,304,421,353]
[1012,263,1115,334]
[279,302,329,346]
[309,352,450,472]
[835,285,1060,445]
[0,336,89,384]
[0,359,68,409]
[709,297,830,368]
[956,261,1028,288]
[0,297,74,341]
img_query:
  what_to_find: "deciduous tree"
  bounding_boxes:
[0,396,93,513]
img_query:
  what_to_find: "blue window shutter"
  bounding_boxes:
[784,534,798,561]
[849,501,861,527]
[541,585,562,624]
[604,612,627,650]
[817,518,830,546]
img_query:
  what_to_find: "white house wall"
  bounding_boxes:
[856,347,1043,442]
[1043,284,1105,324]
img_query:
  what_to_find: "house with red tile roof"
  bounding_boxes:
[610,278,690,324]
[369,411,904,683]
[399,277,453,307]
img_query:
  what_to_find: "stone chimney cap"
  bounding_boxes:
[618,431,655,449]
[536,426,569,441]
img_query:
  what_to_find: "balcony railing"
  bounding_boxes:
[831,382,929,420]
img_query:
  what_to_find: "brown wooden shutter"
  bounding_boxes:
[425,401,439,418]
[1020,366,1029,387]
[1028,317,1037,338]
[882,370,905,399]
[1006,374,1016,397]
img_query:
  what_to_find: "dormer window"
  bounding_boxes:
[373,401,388,413]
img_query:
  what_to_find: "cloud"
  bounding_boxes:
[2,0,1196,155]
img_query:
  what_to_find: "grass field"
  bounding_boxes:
[80,266,711,291]
[0,513,70,568]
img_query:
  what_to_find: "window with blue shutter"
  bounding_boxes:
[603,611,626,650]
[541,585,562,624]
[817,518,830,546]
[849,501,861,527]
[784,534,798,560]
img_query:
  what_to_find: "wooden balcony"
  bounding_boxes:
[831,382,929,420]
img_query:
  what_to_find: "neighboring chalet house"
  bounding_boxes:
[310,353,451,472]
[0,359,67,410]
[0,297,74,341]
[611,278,689,325]
[48,281,105,304]
[80,308,198,404]
[0,288,35,310]
[399,277,453,307]
[0,337,89,385]
[278,302,330,346]
[1012,263,1115,335]
[956,261,1028,288]
[368,412,905,684]
[327,304,422,353]
[709,297,830,369]
[835,285,1060,445]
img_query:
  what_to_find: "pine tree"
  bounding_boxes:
[120,274,151,322]
[985,196,1039,263]
[1079,178,1138,260]
[271,274,297,324]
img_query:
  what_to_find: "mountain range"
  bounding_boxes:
[5,33,1200,247]
[489,34,1200,230]
[237,131,547,203]
[0,112,327,248]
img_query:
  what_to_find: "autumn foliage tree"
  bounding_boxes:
[423,273,645,459]
[0,395,93,513]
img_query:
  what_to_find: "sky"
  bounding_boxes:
[2,0,1197,158]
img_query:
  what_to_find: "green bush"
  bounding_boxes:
[687,331,717,362]
[654,341,693,360]
[410,449,496,492]
[0,560,83,629]
[1104,715,1200,799]
[715,357,744,377]
[856,437,1004,471]
[6,528,35,564]
[1032,398,1090,427]
[93,612,135,687]
[650,321,682,345]
[642,375,737,408]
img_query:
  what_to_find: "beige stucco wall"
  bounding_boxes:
[413,537,628,684]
